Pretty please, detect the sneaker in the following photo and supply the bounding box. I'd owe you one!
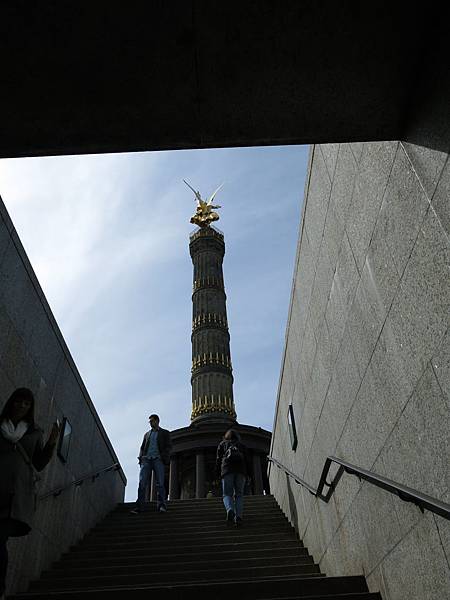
[226,509,235,525]
[235,516,243,527]
[130,508,141,514]
[158,505,167,512]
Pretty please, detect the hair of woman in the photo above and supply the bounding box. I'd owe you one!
[224,428,240,441]
[0,387,35,425]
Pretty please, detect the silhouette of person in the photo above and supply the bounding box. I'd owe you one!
[216,428,250,527]
[0,388,60,599]
[131,414,172,514]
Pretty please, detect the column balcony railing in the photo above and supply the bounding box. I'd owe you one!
[192,276,225,292]
[191,352,232,372]
[192,313,228,331]
[191,394,236,419]
[190,225,224,242]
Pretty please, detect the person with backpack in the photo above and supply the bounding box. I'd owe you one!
[215,428,249,527]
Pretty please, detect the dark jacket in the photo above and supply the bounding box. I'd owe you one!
[138,427,172,465]
[216,439,250,478]
[0,424,56,536]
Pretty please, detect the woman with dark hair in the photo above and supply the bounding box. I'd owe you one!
[215,428,250,527]
[0,388,60,599]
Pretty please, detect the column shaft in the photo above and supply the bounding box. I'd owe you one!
[196,451,206,498]
[169,456,180,500]
[252,452,264,495]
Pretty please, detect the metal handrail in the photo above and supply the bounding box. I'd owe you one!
[268,455,450,521]
[39,462,122,500]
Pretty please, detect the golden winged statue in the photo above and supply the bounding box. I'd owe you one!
[184,179,223,227]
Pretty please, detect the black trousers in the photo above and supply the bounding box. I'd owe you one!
[0,519,17,596]
[0,533,7,594]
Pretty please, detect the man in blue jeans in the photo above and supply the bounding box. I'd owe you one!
[131,414,172,514]
[216,429,250,527]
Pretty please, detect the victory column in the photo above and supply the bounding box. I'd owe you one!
[184,180,237,423]
[165,183,271,499]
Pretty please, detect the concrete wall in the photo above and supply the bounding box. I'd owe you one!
[0,197,126,594]
[269,141,450,600]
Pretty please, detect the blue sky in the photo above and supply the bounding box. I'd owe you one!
[0,145,309,499]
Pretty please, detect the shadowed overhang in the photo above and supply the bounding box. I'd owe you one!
[0,1,448,158]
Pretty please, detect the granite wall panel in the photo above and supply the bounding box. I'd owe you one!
[0,198,126,595]
[431,157,450,237]
[349,143,365,166]
[380,364,449,504]
[376,145,430,277]
[319,144,339,182]
[308,243,334,333]
[303,147,332,258]
[346,142,398,273]
[432,328,450,411]
[379,513,450,600]
[330,145,358,235]
[322,200,343,270]
[401,142,448,200]
[269,140,450,599]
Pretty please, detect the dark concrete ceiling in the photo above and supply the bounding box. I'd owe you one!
[0,1,447,158]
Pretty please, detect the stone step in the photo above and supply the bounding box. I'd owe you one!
[54,546,311,570]
[65,537,304,559]
[112,502,284,521]
[113,501,279,511]
[76,529,298,551]
[257,595,382,600]
[96,510,288,524]
[105,507,284,522]
[30,564,323,592]
[86,520,293,540]
[41,554,316,580]
[10,495,380,600]
[121,495,276,503]
[116,497,277,511]
[92,519,288,535]
[13,575,370,599]
[105,511,282,524]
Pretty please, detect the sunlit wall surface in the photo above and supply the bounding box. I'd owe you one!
[270,141,449,600]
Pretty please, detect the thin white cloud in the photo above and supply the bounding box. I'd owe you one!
[0,145,308,500]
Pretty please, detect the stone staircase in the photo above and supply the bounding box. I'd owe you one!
[12,495,381,599]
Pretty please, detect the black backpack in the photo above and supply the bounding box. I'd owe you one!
[224,442,243,465]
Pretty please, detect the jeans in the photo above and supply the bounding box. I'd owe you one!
[222,472,246,518]
[137,457,167,510]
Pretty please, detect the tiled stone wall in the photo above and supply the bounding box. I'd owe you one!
[0,198,126,594]
[269,142,449,600]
